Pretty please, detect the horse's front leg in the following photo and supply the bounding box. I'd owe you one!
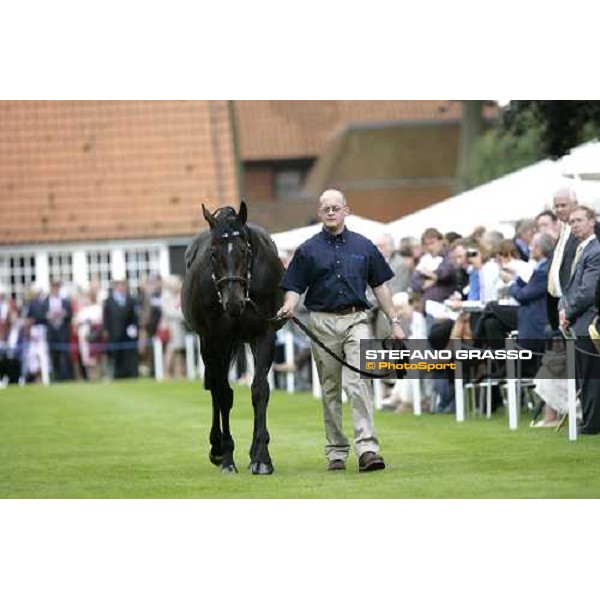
[202,338,236,473]
[249,332,276,475]
[217,378,237,473]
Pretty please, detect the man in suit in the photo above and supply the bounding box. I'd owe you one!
[547,188,600,330]
[547,188,579,331]
[103,280,139,379]
[559,205,600,435]
[43,280,74,381]
[509,232,553,356]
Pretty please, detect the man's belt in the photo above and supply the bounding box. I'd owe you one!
[324,305,365,315]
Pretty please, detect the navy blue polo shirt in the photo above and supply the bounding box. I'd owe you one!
[281,227,394,312]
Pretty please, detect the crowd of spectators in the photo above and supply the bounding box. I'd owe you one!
[0,274,188,386]
[368,188,600,432]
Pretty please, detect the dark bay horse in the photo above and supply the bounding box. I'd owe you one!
[181,201,283,474]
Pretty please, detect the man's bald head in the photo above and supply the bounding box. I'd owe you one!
[319,189,346,207]
[553,187,577,223]
[318,188,348,234]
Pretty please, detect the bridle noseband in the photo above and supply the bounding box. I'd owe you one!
[210,229,253,304]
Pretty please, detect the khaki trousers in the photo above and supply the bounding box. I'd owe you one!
[308,310,380,461]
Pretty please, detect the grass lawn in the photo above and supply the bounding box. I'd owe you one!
[1,379,600,498]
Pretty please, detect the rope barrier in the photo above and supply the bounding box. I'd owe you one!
[1,338,155,353]
[512,341,548,357]
[574,345,600,358]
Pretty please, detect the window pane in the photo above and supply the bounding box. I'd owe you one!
[125,247,161,294]
[275,170,303,200]
[3,254,36,303]
[48,252,74,285]
[87,251,112,290]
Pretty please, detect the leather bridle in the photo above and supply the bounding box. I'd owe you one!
[210,229,253,303]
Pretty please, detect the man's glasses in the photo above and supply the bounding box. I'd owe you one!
[320,205,343,214]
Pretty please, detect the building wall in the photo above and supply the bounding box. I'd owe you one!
[344,187,453,223]
[244,165,274,202]
[0,101,237,245]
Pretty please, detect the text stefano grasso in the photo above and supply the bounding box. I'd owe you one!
[363,348,533,361]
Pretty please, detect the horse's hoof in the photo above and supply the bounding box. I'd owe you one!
[250,461,274,475]
[221,464,238,474]
[209,452,223,466]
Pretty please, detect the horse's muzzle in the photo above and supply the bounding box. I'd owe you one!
[225,299,246,317]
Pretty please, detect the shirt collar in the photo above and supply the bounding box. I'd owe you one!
[321,226,348,244]
[578,234,596,251]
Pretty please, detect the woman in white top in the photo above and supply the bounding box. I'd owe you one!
[161,276,186,378]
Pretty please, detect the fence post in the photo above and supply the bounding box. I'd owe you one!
[40,339,50,386]
[284,326,295,393]
[372,378,383,410]
[505,337,518,430]
[245,343,255,383]
[567,339,577,441]
[153,337,164,381]
[185,333,196,380]
[453,339,465,422]
[196,336,205,380]
[412,376,422,415]
[267,367,275,389]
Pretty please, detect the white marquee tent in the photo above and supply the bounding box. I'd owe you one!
[272,214,388,254]
[387,141,600,243]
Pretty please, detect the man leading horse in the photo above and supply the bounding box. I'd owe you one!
[277,189,405,473]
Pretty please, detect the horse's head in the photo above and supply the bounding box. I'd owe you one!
[202,201,251,317]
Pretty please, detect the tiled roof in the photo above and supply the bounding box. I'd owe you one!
[235,100,469,161]
[0,101,237,244]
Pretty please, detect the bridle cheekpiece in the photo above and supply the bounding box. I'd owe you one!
[210,228,253,304]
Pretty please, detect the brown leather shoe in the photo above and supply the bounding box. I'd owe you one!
[358,451,385,472]
[328,459,346,471]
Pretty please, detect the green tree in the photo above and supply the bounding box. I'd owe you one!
[467,101,600,188]
[504,100,600,158]
[468,107,545,187]
[455,100,485,193]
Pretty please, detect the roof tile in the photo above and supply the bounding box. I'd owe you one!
[0,100,237,244]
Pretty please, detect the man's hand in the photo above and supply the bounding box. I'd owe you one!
[276,291,300,320]
[390,322,405,340]
[276,301,295,320]
[559,310,569,329]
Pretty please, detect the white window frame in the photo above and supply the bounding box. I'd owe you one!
[0,253,37,303]
[125,247,162,293]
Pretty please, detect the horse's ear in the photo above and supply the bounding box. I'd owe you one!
[202,204,215,228]
[238,200,247,226]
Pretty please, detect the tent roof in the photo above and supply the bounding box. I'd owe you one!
[271,214,388,254]
[387,141,600,242]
